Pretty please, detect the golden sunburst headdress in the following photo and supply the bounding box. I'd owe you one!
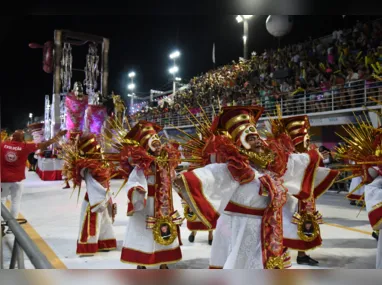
[175,104,275,169]
[170,104,217,168]
[103,116,137,152]
[59,134,116,203]
[333,113,382,205]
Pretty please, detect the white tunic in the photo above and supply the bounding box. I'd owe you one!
[178,153,316,269]
[364,175,382,269]
[121,166,181,266]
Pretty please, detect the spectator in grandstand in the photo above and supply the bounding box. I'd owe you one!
[345,68,360,108]
[320,79,332,111]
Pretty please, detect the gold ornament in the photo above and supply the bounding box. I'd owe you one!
[150,216,179,246]
[183,205,197,222]
[296,213,320,242]
[239,148,275,169]
[265,256,284,269]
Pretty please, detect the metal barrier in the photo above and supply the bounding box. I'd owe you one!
[131,79,382,128]
[1,203,53,269]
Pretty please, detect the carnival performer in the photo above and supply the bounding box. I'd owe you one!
[180,130,218,245]
[334,118,381,268]
[65,82,88,139]
[173,106,331,269]
[1,129,67,218]
[268,115,339,267]
[365,172,382,268]
[119,121,182,269]
[60,134,117,256]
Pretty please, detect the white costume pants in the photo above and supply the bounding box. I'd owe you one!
[1,182,23,218]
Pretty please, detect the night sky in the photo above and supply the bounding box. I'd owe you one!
[1,15,378,130]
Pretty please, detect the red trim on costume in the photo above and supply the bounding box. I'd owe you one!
[368,206,382,229]
[98,239,117,250]
[187,220,216,231]
[283,236,322,250]
[120,246,182,265]
[79,207,97,243]
[299,199,316,213]
[76,242,98,254]
[313,169,339,198]
[224,201,265,216]
[259,175,287,269]
[148,184,155,197]
[89,211,97,236]
[127,186,146,214]
[347,194,364,201]
[293,149,320,201]
[182,171,220,228]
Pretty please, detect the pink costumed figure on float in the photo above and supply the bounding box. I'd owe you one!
[87,105,107,135]
[65,82,88,138]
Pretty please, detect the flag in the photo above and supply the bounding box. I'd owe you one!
[212,43,215,64]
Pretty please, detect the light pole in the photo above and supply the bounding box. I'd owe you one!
[29,113,33,124]
[169,50,180,97]
[128,72,136,112]
[236,15,253,60]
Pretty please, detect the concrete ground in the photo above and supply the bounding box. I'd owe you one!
[1,170,377,269]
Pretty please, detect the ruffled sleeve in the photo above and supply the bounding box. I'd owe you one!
[177,163,240,229]
[125,167,148,216]
[282,150,321,200]
[365,175,382,230]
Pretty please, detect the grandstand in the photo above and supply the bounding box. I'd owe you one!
[129,18,382,149]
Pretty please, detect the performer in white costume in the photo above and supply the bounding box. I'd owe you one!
[60,134,117,256]
[267,115,339,267]
[173,106,332,269]
[365,172,382,268]
[334,118,382,268]
[120,121,182,269]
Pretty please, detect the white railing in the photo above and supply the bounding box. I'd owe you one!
[130,79,382,128]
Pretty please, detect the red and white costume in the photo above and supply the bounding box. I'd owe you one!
[365,170,382,268]
[120,121,182,267]
[334,119,382,269]
[268,116,339,268]
[61,134,117,255]
[175,106,333,269]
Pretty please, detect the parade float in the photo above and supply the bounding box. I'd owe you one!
[29,30,126,181]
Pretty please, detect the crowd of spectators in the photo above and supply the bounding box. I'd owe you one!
[130,19,382,123]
